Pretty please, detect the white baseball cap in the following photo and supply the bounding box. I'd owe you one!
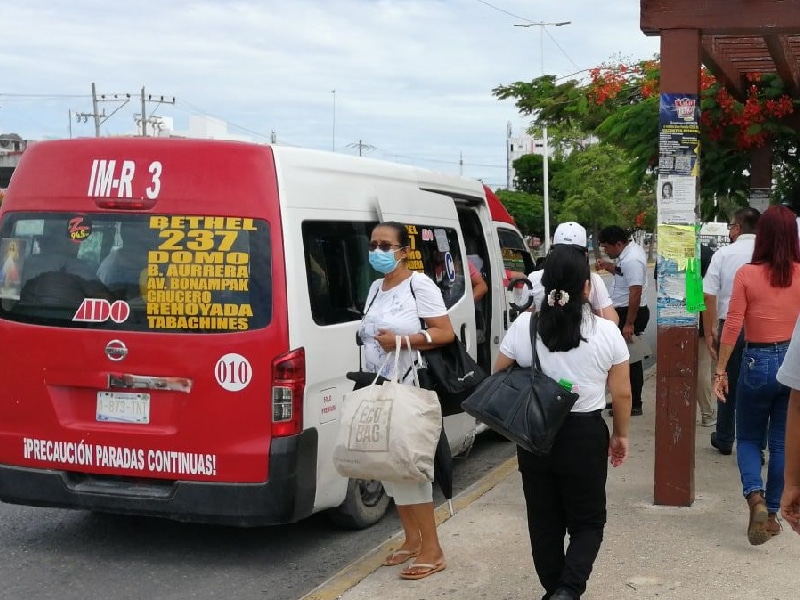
[552,222,587,247]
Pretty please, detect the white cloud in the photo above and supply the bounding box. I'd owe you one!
[0,0,659,183]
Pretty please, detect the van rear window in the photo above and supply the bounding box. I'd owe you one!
[0,213,271,332]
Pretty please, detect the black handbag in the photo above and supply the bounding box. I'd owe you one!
[460,314,580,455]
[407,279,488,417]
[416,338,488,417]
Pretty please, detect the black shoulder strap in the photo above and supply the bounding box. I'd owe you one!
[408,273,426,329]
[363,284,380,316]
[529,313,542,373]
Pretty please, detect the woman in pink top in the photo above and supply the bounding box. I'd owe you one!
[714,205,800,545]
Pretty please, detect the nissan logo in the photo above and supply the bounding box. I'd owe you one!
[105,339,128,362]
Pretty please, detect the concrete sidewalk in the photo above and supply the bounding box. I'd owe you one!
[308,369,800,600]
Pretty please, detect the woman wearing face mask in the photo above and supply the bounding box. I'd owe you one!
[359,221,455,580]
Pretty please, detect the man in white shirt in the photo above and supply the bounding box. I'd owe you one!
[597,226,650,416]
[702,207,760,455]
[527,222,619,325]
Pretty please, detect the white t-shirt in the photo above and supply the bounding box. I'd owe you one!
[777,312,800,391]
[702,234,755,320]
[360,272,447,382]
[499,310,629,412]
[609,242,648,308]
[527,270,612,313]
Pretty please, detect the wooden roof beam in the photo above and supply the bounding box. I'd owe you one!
[642,0,800,35]
[702,37,745,99]
[764,34,800,96]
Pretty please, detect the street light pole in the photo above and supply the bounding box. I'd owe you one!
[515,20,571,254]
[331,89,337,152]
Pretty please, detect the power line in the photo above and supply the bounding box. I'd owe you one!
[473,0,534,22]
[173,98,274,141]
[0,93,91,99]
[544,26,581,71]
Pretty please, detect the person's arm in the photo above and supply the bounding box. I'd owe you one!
[589,273,619,324]
[713,269,747,401]
[702,293,719,360]
[782,389,800,533]
[470,269,488,302]
[598,305,620,325]
[494,352,515,372]
[622,285,642,342]
[607,360,631,467]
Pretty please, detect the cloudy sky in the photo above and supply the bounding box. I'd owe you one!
[0,0,659,187]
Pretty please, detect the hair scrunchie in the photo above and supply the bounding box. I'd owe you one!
[547,289,570,307]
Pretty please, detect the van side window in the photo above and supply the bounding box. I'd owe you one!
[497,228,535,274]
[302,221,379,326]
[405,225,465,310]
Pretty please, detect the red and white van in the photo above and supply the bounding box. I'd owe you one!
[0,139,519,527]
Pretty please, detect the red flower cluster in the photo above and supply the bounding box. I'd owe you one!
[705,75,795,150]
[589,61,796,151]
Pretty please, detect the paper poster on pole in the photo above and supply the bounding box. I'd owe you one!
[657,176,696,224]
[656,224,695,271]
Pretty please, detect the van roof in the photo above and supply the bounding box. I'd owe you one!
[4,138,486,213]
[483,185,516,226]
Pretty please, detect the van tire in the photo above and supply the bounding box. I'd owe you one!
[329,478,390,530]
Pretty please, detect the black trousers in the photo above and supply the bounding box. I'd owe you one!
[615,305,650,409]
[517,412,610,598]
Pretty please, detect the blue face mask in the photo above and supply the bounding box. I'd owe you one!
[369,249,400,274]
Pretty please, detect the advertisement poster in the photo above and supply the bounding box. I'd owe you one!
[657,175,697,223]
[658,93,700,178]
[655,224,697,327]
[749,188,771,213]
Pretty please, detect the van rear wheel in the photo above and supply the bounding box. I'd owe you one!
[329,478,390,529]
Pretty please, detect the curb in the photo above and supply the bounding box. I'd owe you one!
[300,456,519,600]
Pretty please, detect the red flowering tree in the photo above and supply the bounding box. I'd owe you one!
[493,56,799,220]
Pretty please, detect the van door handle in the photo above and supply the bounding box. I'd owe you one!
[108,373,193,393]
[503,310,508,329]
[460,323,467,343]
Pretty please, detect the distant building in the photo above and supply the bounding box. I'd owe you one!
[505,123,548,190]
[161,116,253,142]
[0,133,34,188]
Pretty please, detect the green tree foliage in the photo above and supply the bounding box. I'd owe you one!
[493,58,799,223]
[494,189,544,237]
[552,144,650,243]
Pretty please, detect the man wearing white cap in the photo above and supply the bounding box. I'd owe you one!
[527,222,619,325]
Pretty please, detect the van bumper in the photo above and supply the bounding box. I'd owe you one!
[0,429,318,527]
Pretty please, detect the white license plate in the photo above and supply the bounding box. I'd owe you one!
[96,392,150,424]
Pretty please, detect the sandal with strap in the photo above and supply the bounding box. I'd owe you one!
[382,549,419,567]
[399,561,447,580]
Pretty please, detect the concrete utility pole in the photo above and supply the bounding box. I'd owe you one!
[138,87,176,137]
[91,82,101,136]
[76,83,135,136]
[347,139,375,157]
[514,20,571,254]
[331,89,337,152]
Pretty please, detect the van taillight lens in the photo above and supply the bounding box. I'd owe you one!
[271,348,305,437]
[94,198,157,210]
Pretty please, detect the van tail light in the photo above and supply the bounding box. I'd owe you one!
[271,348,305,437]
[94,198,157,210]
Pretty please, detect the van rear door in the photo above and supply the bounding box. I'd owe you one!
[0,140,304,525]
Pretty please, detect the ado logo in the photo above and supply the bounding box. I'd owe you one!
[215,353,252,392]
[73,299,131,323]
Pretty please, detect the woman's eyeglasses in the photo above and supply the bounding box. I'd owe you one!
[368,242,401,252]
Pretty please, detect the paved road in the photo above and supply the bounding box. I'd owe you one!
[0,434,516,600]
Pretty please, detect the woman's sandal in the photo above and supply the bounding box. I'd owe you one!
[382,549,419,567]
[399,561,447,580]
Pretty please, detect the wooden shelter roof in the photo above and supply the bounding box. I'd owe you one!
[641,0,800,98]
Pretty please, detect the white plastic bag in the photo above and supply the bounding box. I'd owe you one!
[333,337,442,483]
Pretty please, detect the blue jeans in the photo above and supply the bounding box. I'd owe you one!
[735,343,790,514]
[715,322,744,449]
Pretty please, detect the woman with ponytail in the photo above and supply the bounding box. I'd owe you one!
[494,244,632,600]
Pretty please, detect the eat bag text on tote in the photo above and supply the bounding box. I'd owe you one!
[333,337,442,482]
